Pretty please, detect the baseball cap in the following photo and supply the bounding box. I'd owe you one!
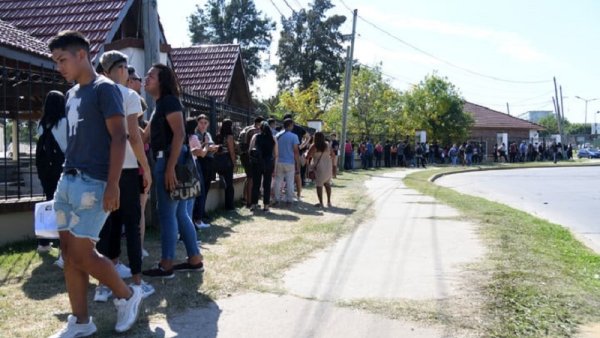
[99,50,128,73]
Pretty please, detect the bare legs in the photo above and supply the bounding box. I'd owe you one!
[59,231,131,323]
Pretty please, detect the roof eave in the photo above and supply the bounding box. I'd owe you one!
[92,0,135,64]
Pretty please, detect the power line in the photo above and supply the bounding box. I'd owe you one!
[281,0,297,13]
[292,0,303,9]
[269,0,285,17]
[335,0,552,85]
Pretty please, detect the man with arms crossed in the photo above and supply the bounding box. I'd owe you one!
[49,31,142,337]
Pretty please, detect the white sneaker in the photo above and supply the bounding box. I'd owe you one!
[113,285,143,333]
[54,255,64,269]
[37,244,52,253]
[132,280,155,299]
[141,248,149,258]
[115,262,132,279]
[93,285,113,302]
[49,314,97,338]
[195,221,211,229]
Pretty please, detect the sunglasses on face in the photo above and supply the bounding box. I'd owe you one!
[129,77,142,82]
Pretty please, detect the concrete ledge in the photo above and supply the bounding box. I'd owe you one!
[428,161,600,183]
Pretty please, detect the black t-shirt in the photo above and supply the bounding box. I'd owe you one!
[331,139,339,155]
[292,125,306,143]
[150,95,183,153]
[256,134,275,162]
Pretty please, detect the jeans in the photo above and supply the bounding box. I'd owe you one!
[251,161,274,206]
[97,169,142,275]
[344,152,352,170]
[274,163,295,202]
[154,151,200,261]
[466,153,473,166]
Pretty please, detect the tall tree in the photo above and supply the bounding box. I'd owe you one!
[275,0,346,92]
[188,0,275,83]
[402,74,473,144]
[348,66,403,138]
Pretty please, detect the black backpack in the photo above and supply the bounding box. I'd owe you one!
[35,125,65,182]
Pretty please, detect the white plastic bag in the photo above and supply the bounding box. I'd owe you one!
[34,200,59,239]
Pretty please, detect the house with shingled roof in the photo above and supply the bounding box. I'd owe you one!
[171,44,252,109]
[464,101,545,157]
[0,0,252,108]
[0,0,172,75]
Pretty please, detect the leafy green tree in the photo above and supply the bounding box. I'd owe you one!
[322,65,404,139]
[188,0,275,83]
[275,0,346,92]
[401,74,472,144]
[537,114,571,136]
[566,122,590,135]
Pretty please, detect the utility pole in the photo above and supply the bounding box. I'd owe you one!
[143,0,160,115]
[339,9,357,172]
[553,77,566,158]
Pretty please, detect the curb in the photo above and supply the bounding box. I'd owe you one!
[428,161,600,183]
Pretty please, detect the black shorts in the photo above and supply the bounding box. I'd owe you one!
[240,152,252,175]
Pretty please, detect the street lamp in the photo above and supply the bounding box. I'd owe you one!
[574,96,599,125]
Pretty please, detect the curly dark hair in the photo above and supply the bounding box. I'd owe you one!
[152,63,180,98]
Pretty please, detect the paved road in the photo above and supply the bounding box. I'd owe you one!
[436,166,600,254]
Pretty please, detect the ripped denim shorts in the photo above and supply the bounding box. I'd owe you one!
[53,169,108,241]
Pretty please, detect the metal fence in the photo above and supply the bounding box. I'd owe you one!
[1,57,70,201]
[0,61,260,201]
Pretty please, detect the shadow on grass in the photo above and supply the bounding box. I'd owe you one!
[21,253,64,300]
[0,239,43,286]
[325,205,355,215]
[130,273,220,338]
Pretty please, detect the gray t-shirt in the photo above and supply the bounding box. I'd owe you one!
[64,75,124,181]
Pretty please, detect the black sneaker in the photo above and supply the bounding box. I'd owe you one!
[142,264,174,279]
[173,261,204,272]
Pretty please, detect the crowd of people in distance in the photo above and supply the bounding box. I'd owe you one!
[343,138,573,170]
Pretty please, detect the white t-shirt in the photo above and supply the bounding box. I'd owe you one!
[118,84,143,169]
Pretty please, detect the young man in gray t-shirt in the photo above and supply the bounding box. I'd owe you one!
[49,31,142,337]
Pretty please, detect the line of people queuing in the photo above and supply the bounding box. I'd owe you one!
[36,30,339,338]
[342,138,575,170]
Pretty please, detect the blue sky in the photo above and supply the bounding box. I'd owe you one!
[158,0,600,123]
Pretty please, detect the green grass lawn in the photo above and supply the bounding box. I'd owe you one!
[0,169,383,337]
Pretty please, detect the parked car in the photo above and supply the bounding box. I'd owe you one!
[577,148,600,159]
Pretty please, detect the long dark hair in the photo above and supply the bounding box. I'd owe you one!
[313,132,327,152]
[219,119,233,137]
[185,119,198,137]
[39,90,65,129]
[153,63,180,98]
[260,121,274,145]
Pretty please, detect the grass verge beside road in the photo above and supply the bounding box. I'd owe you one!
[0,170,379,337]
[404,168,600,337]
